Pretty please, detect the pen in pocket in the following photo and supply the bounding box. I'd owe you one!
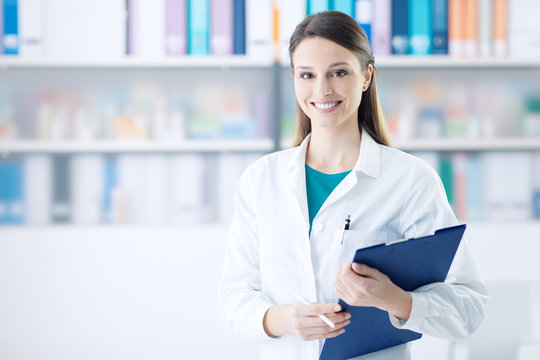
[340,215,351,245]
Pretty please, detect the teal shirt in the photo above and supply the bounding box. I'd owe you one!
[305,164,351,234]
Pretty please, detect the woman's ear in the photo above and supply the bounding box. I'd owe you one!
[363,64,373,91]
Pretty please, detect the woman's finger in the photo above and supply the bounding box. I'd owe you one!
[297,302,341,316]
[351,262,383,280]
[300,320,349,341]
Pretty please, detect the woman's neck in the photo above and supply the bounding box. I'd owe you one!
[305,126,361,174]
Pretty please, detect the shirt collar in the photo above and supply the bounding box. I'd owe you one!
[287,128,382,179]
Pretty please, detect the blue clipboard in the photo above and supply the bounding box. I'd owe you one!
[320,224,466,360]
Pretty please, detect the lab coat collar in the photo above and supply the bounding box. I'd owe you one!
[286,128,381,179]
[287,133,311,171]
[354,129,381,179]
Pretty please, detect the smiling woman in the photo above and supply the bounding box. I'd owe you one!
[293,37,369,136]
[289,11,390,151]
[218,10,488,360]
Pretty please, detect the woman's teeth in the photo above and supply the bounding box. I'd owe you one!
[314,102,339,109]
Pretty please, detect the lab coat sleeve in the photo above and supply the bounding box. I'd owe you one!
[217,167,275,340]
[394,160,489,339]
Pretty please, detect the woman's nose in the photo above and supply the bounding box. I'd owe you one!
[315,78,333,97]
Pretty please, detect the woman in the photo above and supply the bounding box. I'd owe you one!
[218,11,488,360]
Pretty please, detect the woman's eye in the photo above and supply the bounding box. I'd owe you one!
[300,72,313,80]
[332,70,347,77]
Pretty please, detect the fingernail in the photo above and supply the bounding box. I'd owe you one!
[334,305,341,312]
[345,313,351,319]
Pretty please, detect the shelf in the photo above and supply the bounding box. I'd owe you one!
[280,137,540,152]
[394,138,540,152]
[279,57,540,69]
[4,138,536,154]
[0,56,274,69]
[375,56,540,69]
[2,56,540,70]
[0,139,274,154]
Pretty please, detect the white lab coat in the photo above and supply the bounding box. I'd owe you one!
[218,129,488,360]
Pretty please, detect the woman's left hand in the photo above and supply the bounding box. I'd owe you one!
[333,262,412,321]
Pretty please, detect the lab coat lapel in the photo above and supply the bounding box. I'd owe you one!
[323,170,358,210]
[320,129,381,212]
[285,135,311,231]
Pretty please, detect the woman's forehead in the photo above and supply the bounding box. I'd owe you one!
[292,37,361,70]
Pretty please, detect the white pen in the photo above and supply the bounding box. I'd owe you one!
[294,293,336,329]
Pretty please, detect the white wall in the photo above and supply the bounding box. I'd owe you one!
[1,222,539,360]
[0,226,259,360]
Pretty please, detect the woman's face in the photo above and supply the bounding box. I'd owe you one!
[292,36,372,133]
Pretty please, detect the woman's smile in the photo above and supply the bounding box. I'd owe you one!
[311,100,343,112]
[292,36,372,131]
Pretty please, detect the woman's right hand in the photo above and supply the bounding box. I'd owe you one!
[263,303,351,341]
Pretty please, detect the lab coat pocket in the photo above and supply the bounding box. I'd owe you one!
[336,230,388,263]
[326,230,388,304]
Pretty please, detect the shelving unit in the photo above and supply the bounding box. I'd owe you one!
[0,139,274,154]
[2,56,539,228]
[0,58,281,229]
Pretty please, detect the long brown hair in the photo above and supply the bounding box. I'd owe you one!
[289,11,391,147]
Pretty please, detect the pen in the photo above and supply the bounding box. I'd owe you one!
[340,215,351,245]
[293,293,336,329]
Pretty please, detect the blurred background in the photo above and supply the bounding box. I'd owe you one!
[0,0,539,359]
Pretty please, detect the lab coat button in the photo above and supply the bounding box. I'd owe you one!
[315,223,324,232]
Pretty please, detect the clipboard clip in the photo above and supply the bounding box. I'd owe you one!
[385,237,410,246]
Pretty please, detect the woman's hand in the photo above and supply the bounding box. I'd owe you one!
[334,262,412,321]
[263,303,351,341]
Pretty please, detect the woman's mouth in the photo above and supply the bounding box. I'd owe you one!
[311,101,342,112]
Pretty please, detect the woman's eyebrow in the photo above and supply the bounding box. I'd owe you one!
[295,62,352,70]
[328,61,352,67]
